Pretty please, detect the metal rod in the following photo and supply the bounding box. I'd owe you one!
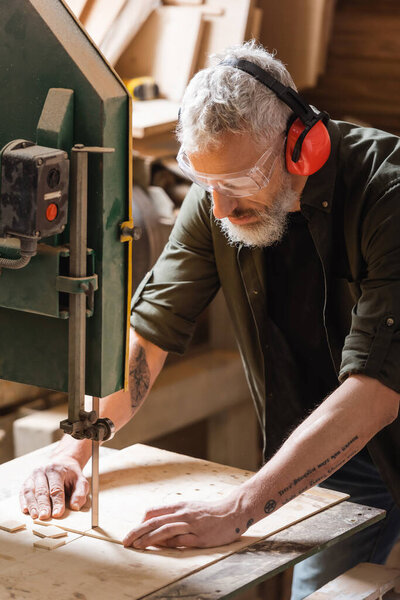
[68,148,88,424]
[91,396,100,529]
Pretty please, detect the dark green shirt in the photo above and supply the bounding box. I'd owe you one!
[131,120,400,506]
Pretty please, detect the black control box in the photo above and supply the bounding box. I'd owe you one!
[0,139,69,239]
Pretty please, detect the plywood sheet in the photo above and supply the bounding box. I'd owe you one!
[195,0,254,72]
[0,444,348,600]
[116,6,205,102]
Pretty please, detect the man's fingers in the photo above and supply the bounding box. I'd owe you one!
[123,513,185,547]
[32,470,52,520]
[162,533,198,548]
[46,469,66,518]
[129,523,192,549]
[19,489,28,514]
[69,476,89,511]
[21,477,39,519]
[144,504,185,520]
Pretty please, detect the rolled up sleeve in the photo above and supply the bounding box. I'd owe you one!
[339,185,400,392]
[131,185,220,354]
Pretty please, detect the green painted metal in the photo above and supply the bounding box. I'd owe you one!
[0,0,130,396]
[37,88,74,152]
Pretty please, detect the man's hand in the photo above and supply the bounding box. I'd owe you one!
[19,455,89,520]
[123,494,248,549]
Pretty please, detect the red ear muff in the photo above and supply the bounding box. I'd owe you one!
[285,117,331,176]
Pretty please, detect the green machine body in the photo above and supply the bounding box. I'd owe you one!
[0,0,132,397]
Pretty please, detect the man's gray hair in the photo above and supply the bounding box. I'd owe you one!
[177,41,297,154]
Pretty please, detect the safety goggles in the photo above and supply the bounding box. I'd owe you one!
[177,136,283,197]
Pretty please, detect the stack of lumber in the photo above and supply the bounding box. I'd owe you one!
[65,0,260,140]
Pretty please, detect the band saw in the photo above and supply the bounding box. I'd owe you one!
[0,0,133,528]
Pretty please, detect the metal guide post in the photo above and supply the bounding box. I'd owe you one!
[92,396,100,529]
[62,144,116,529]
[68,146,88,424]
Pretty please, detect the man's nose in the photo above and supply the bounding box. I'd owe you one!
[212,190,238,220]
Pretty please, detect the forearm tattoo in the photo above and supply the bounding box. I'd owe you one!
[278,435,360,507]
[129,344,150,409]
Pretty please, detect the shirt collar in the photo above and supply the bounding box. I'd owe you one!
[300,120,341,215]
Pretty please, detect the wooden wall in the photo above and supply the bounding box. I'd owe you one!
[303,0,400,136]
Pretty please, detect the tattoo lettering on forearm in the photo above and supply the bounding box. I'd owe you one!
[129,344,150,409]
[277,435,360,502]
[264,499,277,514]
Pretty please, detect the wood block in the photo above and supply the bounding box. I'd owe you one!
[132,99,180,139]
[33,537,66,551]
[304,562,400,600]
[32,524,68,539]
[0,519,26,532]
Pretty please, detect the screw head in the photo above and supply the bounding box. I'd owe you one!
[36,158,44,166]
[322,201,329,208]
[386,317,395,327]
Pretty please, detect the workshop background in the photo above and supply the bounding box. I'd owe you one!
[1,0,399,598]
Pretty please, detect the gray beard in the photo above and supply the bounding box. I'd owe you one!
[216,175,299,248]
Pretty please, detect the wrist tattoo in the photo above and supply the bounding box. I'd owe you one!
[129,344,150,409]
[264,499,277,514]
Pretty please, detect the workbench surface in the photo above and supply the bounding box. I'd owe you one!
[0,444,385,600]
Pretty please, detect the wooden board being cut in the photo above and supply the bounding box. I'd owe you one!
[0,444,348,600]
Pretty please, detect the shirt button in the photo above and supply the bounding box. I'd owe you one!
[386,317,395,327]
[322,201,329,208]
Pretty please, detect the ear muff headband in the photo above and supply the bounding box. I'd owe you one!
[219,58,331,176]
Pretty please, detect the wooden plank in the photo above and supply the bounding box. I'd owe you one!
[10,444,348,545]
[258,0,333,89]
[163,0,204,4]
[100,0,160,66]
[144,503,386,600]
[304,563,400,600]
[133,132,179,160]
[83,0,127,46]
[249,7,263,41]
[0,444,348,600]
[64,0,88,19]
[195,0,254,72]
[0,503,384,600]
[131,99,180,139]
[116,6,205,102]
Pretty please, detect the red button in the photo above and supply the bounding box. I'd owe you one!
[46,203,58,221]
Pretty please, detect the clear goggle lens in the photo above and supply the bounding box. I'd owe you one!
[177,137,283,198]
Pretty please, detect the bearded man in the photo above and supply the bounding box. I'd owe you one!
[21,42,400,600]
